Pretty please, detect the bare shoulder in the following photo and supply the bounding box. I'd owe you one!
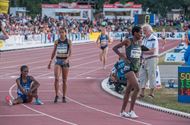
[16,78,20,83]
[68,39,72,45]
[122,38,131,46]
[28,76,35,81]
[54,40,58,45]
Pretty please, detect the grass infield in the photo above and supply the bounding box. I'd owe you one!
[139,88,190,113]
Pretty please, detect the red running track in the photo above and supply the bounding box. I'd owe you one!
[0,40,189,125]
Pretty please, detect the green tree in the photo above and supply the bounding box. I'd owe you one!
[178,0,190,18]
[110,0,130,4]
[9,0,190,18]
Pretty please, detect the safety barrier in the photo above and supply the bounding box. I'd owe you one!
[0,33,90,51]
[0,32,186,51]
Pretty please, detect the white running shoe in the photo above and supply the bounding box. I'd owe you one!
[128,111,138,118]
[120,111,130,117]
[109,84,115,89]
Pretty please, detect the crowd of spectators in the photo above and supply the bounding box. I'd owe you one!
[0,13,131,36]
[0,13,189,37]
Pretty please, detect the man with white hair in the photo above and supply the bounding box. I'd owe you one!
[139,24,159,98]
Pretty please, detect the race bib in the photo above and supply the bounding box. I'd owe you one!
[123,65,130,71]
[101,40,107,46]
[130,48,141,58]
[57,44,68,54]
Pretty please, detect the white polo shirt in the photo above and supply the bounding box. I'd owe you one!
[142,33,159,59]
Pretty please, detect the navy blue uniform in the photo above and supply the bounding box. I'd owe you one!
[99,34,109,50]
[17,76,32,102]
[55,38,70,68]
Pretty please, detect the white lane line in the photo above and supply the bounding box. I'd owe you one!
[36,54,116,78]
[6,43,150,124]
[60,67,152,125]
[0,60,47,70]
[102,78,190,119]
[4,42,177,125]
[1,42,94,57]
[86,77,93,79]
[0,114,44,117]
[67,96,152,125]
[0,90,55,93]
[9,84,78,125]
[0,76,106,80]
[10,76,17,78]
[72,62,115,78]
[8,64,152,125]
[0,65,49,78]
[0,46,98,66]
[0,50,102,78]
[48,76,54,79]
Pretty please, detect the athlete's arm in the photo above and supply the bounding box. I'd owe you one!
[29,76,40,92]
[96,35,100,47]
[108,35,112,44]
[48,40,57,69]
[113,39,130,61]
[68,40,72,58]
[16,78,27,95]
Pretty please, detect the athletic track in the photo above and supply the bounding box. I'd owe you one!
[0,40,189,125]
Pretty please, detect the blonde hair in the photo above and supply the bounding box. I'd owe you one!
[142,23,153,33]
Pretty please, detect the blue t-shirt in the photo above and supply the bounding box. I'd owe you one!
[114,59,127,80]
[184,45,190,65]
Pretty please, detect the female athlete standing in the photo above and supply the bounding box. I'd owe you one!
[96,25,111,69]
[48,27,72,103]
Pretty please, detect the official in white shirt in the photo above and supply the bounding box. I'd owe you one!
[139,24,159,98]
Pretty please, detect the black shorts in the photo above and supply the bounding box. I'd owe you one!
[17,95,30,103]
[161,36,166,40]
[100,45,108,50]
[123,63,139,74]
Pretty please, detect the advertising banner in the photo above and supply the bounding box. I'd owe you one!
[0,40,4,49]
[178,66,190,103]
[0,0,9,14]
[89,32,101,41]
[165,53,184,63]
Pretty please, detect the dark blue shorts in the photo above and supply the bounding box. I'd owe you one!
[17,94,28,103]
[55,58,70,68]
[100,45,108,50]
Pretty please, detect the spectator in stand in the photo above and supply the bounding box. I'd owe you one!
[5,65,43,105]
[48,27,72,103]
[139,24,159,99]
[0,21,9,40]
